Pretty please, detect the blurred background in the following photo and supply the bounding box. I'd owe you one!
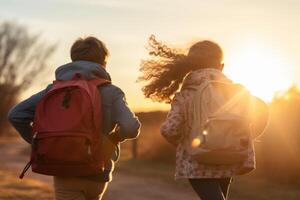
[0,0,300,199]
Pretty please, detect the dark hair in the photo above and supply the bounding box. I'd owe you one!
[138,35,223,103]
[70,36,109,65]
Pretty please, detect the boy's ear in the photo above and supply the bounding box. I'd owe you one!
[102,61,107,68]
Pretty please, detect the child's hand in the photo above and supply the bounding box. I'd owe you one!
[108,125,121,145]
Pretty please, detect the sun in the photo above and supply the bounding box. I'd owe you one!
[224,42,292,102]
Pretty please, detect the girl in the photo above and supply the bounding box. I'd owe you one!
[139,35,268,200]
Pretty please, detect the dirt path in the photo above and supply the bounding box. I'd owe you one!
[0,138,198,200]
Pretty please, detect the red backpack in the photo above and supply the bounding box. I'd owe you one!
[20,73,110,178]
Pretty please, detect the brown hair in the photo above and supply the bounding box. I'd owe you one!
[70,36,109,65]
[138,35,223,103]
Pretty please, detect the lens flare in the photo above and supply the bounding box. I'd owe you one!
[191,137,201,148]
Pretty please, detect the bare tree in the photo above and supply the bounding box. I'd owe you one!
[0,21,56,135]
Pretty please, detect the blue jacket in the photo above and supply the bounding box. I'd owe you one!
[8,61,141,182]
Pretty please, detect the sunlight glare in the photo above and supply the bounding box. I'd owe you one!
[224,41,292,102]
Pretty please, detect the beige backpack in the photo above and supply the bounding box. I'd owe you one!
[185,79,254,165]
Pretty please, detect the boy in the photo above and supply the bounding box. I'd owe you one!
[8,36,141,200]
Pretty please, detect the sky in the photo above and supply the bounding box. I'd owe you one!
[1,0,300,111]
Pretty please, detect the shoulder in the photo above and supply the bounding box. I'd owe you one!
[99,84,125,101]
[169,91,190,112]
[172,88,195,104]
[251,96,269,114]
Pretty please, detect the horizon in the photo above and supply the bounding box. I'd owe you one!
[1,0,299,112]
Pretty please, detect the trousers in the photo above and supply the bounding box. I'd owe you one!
[54,176,108,200]
[189,178,232,200]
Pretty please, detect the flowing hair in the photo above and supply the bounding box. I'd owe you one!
[138,35,223,103]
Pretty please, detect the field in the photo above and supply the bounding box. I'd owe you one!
[1,120,300,200]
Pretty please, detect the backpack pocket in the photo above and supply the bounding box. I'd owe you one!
[32,132,93,164]
[190,115,252,165]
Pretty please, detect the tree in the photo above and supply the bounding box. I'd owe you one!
[257,85,300,183]
[0,21,56,135]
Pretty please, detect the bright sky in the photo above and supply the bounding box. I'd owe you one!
[1,0,299,111]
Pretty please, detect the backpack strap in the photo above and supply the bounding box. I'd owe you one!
[87,78,111,131]
[207,80,250,117]
[19,159,32,179]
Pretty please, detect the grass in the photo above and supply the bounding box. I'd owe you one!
[0,170,53,200]
[230,174,300,200]
[1,158,299,200]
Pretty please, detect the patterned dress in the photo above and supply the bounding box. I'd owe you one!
[160,69,256,180]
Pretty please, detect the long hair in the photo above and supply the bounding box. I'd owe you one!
[138,35,223,103]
